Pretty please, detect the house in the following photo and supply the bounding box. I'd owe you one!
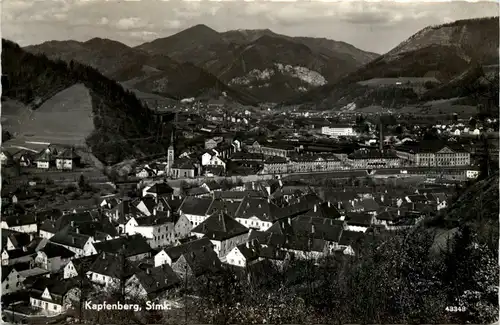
[125,265,180,300]
[0,150,14,166]
[154,237,213,267]
[35,147,57,169]
[87,252,138,289]
[171,245,223,278]
[92,234,152,262]
[190,212,249,258]
[15,150,36,167]
[29,278,81,314]
[49,229,97,258]
[136,167,156,179]
[171,158,199,179]
[1,247,36,266]
[2,229,32,250]
[205,138,218,150]
[63,255,98,279]
[234,197,279,231]
[345,212,375,232]
[2,266,25,294]
[225,241,288,268]
[1,214,38,234]
[178,197,214,227]
[124,211,178,249]
[55,148,81,170]
[34,242,75,272]
[39,211,95,239]
[337,230,365,256]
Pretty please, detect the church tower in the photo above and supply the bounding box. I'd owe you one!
[167,129,175,176]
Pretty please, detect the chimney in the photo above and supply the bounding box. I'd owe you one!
[381,195,385,203]
[156,281,159,287]
[246,242,249,248]
[267,198,270,204]
[287,218,291,226]
[153,208,157,216]
[146,268,151,275]
[311,224,315,234]
[22,246,27,252]
[72,238,76,244]
[167,210,171,217]
[338,202,341,210]
[102,252,106,259]
[71,221,75,227]
[314,204,317,213]
[75,227,79,234]
[327,201,331,208]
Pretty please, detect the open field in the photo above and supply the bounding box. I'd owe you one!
[14,83,95,146]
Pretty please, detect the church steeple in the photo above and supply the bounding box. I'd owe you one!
[167,129,175,177]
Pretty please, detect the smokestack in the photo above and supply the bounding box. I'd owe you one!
[379,123,384,152]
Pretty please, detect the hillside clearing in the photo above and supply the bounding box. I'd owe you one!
[18,83,94,145]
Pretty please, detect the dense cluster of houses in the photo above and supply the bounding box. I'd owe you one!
[1,176,454,317]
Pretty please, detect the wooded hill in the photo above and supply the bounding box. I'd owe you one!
[2,39,169,164]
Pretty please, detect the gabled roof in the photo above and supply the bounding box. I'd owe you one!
[236,241,288,262]
[92,234,152,258]
[191,212,249,241]
[1,266,16,282]
[162,238,213,263]
[179,197,214,216]
[88,252,138,279]
[145,182,174,195]
[234,197,280,222]
[346,212,373,227]
[177,246,223,277]
[68,255,98,273]
[2,229,31,249]
[50,229,91,249]
[214,190,264,200]
[133,265,180,297]
[40,242,75,259]
[56,148,80,160]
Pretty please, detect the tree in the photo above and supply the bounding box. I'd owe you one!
[78,174,86,189]
[442,225,499,323]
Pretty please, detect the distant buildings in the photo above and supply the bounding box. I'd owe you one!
[321,125,356,137]
[396,142,471,167]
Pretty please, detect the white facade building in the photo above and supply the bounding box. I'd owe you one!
[321,126,356,137]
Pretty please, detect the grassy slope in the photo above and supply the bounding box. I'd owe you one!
[2,39,165,165]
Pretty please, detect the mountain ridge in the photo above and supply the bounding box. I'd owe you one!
[25,38,259,105]
[287,16,499,109]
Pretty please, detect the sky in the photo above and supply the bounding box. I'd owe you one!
[1,0,498,54]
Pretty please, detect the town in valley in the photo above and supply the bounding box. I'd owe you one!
[1,1,499,324]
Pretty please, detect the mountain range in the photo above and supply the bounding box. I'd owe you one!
[290,17,499,110]
[26,24,378,104]
[11,16,500,111]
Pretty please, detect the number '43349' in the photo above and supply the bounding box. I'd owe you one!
[446,306,467,312]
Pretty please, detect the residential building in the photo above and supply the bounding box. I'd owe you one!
[190,212,249,258]
[55,148,81,170]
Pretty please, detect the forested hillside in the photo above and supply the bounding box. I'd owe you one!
[2,39,168,164]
